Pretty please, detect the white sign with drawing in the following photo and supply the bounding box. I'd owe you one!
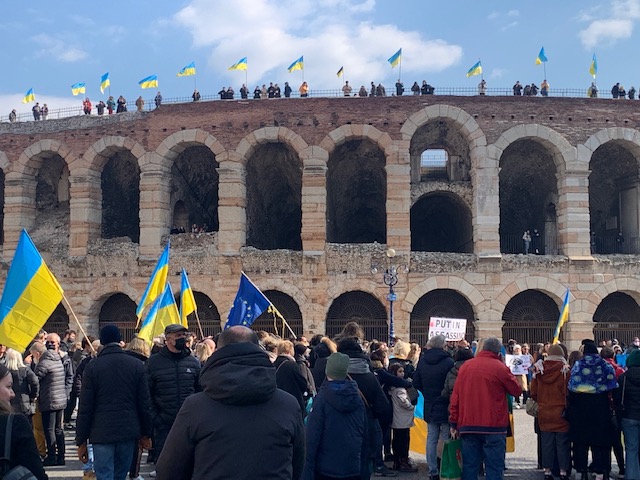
[505,354,532,375]
[428,317,467,341]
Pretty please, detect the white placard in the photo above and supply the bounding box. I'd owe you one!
[428,317,467,341]
[505,354,532,375]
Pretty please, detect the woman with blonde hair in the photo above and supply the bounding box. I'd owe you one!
[5,349,38,423]
[194,339,215,366]
[389,340,415,379]
[126,335,150,361]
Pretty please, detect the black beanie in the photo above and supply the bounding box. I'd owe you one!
[100,325,121,345]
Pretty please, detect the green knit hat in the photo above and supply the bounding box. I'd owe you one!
[326,352,350,380]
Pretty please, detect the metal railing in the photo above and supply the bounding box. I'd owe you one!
[500,234,558,255]
[502,321,559,345]
[591,235,640,254]
[0,85,614,124]
[594,323,640,347]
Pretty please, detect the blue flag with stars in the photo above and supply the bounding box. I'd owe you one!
[225,272,271,329]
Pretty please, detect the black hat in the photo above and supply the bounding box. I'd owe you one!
[99,325,121,345]
[164,324,187,335]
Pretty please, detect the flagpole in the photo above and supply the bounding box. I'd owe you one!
[544,62,547,81]
[62,293,96,354]
[193,309,204,339]
[399,57,402,85]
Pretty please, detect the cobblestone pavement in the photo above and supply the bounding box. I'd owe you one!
[46,409,621,479]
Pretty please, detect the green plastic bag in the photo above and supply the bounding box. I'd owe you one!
[440,438,463,480]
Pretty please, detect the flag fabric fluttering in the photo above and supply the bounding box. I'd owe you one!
[138,283,181,343]
[336,66,344,78]
[22,88,35,104]
[466,60,482,78]
[136,243,170,320]
[228,57,248,71]
[0,230,64,352]
[179,269,196,329]
[100,73,110,94]
[225,272,272,329]
[589,54,598,79]
[536,47,548,65]
[552,288,570,344]
[287,56,304,73]
[177,62,196,77]
[139,75,159,89]
[71,83,86,96]
[388,48,402,68]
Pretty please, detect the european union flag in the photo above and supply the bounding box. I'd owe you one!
[225,272,270,329]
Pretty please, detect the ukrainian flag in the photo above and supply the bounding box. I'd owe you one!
[536,47,548,65]
[136,243,170,320]
[177,62,196,77]
[336,66,344,78]
[225,272,272,329]
[179,269,195,328]
[388,48,402,68]
[228,57,247,71]
[22,88,35,104]
[552,288,570,344]
[466,60,482,78]
[71,83,86,96]
[139,75,158,89]
[287,56,304,73]
[138,284,181,343]
[589,54,598,79]
[100,73,110,94]
[0,230,64,352]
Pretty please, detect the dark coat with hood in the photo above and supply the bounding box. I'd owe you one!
[0,413,48,480]
[441,358,471,400]
[155,342,305,480]
[10,366,38,415]
[146,346,201,427]
[75,344,152,445]
[311,339,334,389]
[530,359,570,432]
[614,365,640,420]
[303,379,365,480]
[34,349,68,412]
[413,347,454,423]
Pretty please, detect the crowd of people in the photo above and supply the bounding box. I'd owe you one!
[0,323,638,480]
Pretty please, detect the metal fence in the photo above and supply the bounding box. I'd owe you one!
[0,85,610,124]
[591,236,640,254]
[593,322,640,347]
[500,234,558,255]
[502,321,559,345]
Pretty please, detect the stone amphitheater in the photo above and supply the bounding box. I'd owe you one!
[1,94,639,350]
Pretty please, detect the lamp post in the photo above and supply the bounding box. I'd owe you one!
[372,248,408,346]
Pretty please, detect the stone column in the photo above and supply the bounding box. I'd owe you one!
[471,145,500,255]
[3,173,36,257]
[557,170,591,257]
[386,144,411,252]
[300,146,328,253]
[217,154,246,255]
[69,170,101,256]
[139,160,171,256]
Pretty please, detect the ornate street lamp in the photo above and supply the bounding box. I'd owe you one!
[371,248,408,346]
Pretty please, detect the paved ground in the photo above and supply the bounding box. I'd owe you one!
[45,409,621,479]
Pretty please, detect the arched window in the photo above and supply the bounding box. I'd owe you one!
[410,289,475,346]
[502,290,560,344]
[325,291,387,341]
[252,290,303,337]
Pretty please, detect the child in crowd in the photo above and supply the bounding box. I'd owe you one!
[388,363,417,472]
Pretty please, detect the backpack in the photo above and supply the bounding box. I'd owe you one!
[0,415,37,480]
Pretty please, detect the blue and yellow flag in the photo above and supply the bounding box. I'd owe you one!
[552,288,570,344]
[138,283,181,343]
[225,272,271,329]
[589,54,598,79]
[136,243,170,320]
[228,57,247,71]
[100,73,110,94]
[466,60,482,78]
[536,47,548,65]
[22,88,35,104]
[177,62,196,77]
[179,269,195,329]
[0,230,64,352]
[287,56,304,73]
[71,83,86,96]
[336,66,344,78]
[139,75,158,89]
[388,48,402,68]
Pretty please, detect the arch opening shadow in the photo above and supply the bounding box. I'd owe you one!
[410,289,476,346]
[325,291,387,341]
[502,290,560,344]
[327,140,386,243]
[411,192,472,252]
[43,302,70,336]
[34,155,70,248]
[101,151,140,243]
[175,291,221,337]
[252,290,303,337]
[246,143,302,250]
[98,293,138,342]
[171,146,219,233]
[499,140,558,254]
[593,292,640,346]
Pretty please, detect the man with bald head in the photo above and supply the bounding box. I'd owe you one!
[156,326,305,480]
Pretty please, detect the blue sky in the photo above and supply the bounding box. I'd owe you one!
[1,0,638,114]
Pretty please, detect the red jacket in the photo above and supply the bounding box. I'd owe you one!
[604,358,624,379]
[449,350,522,435]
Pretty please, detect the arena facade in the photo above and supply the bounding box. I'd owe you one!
[0,94,639,350]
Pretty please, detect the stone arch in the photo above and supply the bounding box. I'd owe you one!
[82,136,147,174]
[319,125,394,159]
[175,290,222,337]
[15,139,77,176]
[590,278,640,312]
[325,290,388,341]
[253,290,304,336]
[96,292,139,341]
[401,277,484,316]
[579,127,640,166]
[247,278,309,309]
[152,129,226,170]
[501,289,561,344]
[0,150,9,175]
[235,127,308,164]
[593,290,640,345]
[43,302,70,335]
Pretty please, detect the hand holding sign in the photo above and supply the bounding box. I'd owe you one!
[428,317,467,341]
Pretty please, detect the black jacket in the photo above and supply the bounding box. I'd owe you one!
[615,366,640,420]
[34,350,67,412]
[9,367,38,415]
[0,414,48,480]
[413,348,454,423]
[155,342,305,480]
[146,347,201,427]
[73,355,92,398]
[76,344,152,445]
[311,340,333,389]
[274,355,308,414]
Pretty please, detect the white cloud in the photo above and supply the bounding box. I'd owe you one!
[172,0,463,88]
[31,33,88,62]
[579,0,640,48]
[489,68,506,79]
[487,11,500,20]
[507,10,520,17]
[501,21,519,31]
